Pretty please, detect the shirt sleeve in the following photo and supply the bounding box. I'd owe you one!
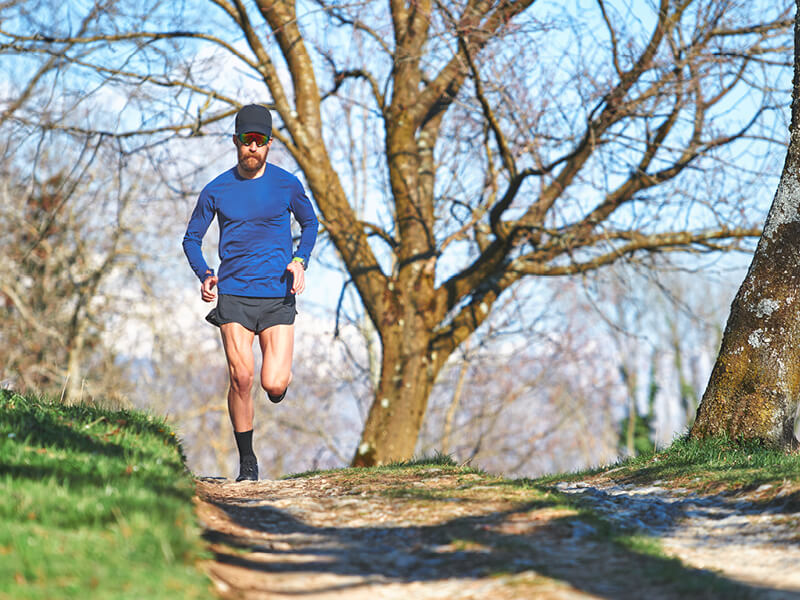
[182,188,216,282]
[289,179,319,266]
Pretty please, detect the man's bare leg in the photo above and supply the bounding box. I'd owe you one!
[220,322,259,481]
[220,322,256,431]
[258,323,294,401]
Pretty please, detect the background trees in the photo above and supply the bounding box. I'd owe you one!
[0,135,139,405]
[0,0,793,470]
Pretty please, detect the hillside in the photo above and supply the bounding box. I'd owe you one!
[0,391,211,599]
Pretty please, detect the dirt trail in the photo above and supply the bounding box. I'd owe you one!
[556,476,800,597]
[195,469,800,599]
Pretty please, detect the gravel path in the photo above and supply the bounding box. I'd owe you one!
[555,478,800,597]
[195,471,800,599]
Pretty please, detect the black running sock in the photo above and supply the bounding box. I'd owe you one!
[234,429,255,459]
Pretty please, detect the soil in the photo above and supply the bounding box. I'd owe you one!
[194,467,800,599]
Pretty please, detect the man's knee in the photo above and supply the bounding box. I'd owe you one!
[230,368,254,393]
[261,373,290,396]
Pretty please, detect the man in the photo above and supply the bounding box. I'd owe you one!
[182,104,318,482]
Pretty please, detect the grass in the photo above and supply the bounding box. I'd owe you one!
[533,435,800,499]
[621,435,800,486]
[283,450,484,480]
[0,390,211,600]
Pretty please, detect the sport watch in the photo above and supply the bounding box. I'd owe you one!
[292,257,307,270]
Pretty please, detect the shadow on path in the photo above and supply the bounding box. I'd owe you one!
[197,477,792,599]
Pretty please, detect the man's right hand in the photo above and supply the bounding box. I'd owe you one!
[201,275,219,302]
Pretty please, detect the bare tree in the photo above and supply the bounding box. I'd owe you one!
[0,136,137,404]
[1,0,791,464]
[582,263,730,453]
[691,0,800,449]
[418,289,624,476]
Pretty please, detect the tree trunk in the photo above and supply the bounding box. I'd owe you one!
[352,324,437,467]
[622,365,637,457]
[63,333,84,406]
[690,2,800,448]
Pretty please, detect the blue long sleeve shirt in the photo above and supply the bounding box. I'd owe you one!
[182,164,319,298]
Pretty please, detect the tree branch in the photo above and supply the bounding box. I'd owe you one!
[522,227,762,277]
[430,225,760,363]
[312,0,393,56]
[409,0,536,129]
[320,68,385,112]
[228,0,295,123]
[255,0,322,138]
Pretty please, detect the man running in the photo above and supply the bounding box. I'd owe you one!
[182,104,318,481]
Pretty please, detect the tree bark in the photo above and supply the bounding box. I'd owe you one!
[352,324,437,466]
[690,2,800,449]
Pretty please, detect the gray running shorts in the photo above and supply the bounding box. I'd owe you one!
[206,294,296,332]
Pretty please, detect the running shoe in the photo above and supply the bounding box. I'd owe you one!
[267,387,287,404]
[236,455,258,482]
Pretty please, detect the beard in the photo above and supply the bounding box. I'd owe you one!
[238,153,266,174]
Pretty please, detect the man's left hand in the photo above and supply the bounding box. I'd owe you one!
[286,260,306,294]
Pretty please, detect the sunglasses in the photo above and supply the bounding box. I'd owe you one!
[237,132,269,147]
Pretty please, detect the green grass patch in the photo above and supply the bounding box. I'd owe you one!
[532,434,800,495]
[0,390,211,599]
[606,435,800,493]
[283,451,485,481]
[383,450,460,468]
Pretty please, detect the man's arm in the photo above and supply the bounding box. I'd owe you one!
[285,179,317,295]
[288,180,319,267]
[182,188,216,283]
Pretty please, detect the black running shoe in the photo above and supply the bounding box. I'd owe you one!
[236,455,258,482]
[267,387,287,404]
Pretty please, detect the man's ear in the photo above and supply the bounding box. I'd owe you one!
[232,134,238,146]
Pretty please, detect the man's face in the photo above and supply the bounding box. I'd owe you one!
[234,133,271,174]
